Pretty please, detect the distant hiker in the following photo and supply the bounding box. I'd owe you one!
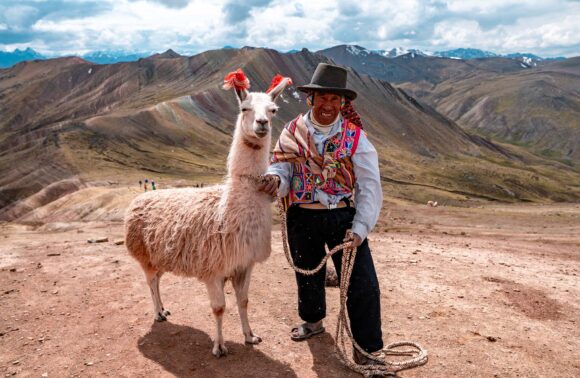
[144,179,148,192]
[139,180,142,188]
[258,63,384,370]
[151,181,157,190]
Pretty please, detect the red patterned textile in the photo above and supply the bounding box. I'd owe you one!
[272,115,361,204]
[341,98,363,128]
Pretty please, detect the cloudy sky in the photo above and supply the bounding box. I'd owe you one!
[1,0,579,57]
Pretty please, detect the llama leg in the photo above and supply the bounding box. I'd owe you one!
[154,271,171,317]
[233,265,262,344]
[144,267,166,322]
[206,277,228,357]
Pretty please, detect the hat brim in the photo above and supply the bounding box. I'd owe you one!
[297,84,357,100]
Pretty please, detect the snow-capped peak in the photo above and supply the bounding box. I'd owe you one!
[372,47,429,58]
[521,56,537,67]
[346,45,371,56]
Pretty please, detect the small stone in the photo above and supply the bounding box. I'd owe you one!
[87,237,108,244]
[325,265,339,287]
[85,362,94,366]
[487,336,497,342]
[114,240,124,245]
[42,373,48,378]
[47,253,60,257]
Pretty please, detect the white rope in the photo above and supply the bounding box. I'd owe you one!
[245,174,428,376]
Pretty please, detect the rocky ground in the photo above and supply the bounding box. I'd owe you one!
[0,202,579,377]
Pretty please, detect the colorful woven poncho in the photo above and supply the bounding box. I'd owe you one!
[272,115,361,197]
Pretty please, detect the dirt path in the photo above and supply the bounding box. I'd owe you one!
[1,203,579,377]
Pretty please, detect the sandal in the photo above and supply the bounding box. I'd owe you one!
[290,323,325,341]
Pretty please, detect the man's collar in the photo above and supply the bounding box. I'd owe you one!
[303,110,343,138]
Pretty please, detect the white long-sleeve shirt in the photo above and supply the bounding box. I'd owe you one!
[267,112,383,240]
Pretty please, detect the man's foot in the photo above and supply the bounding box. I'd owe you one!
[353,348,395,377]
[290,321,324,341]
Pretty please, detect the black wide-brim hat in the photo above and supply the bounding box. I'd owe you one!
[297,63,357,100]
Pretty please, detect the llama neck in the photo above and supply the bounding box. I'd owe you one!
[226,121,271,180]
[217,120,271,215]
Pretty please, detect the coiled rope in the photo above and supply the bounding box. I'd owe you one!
[246,174,428,377]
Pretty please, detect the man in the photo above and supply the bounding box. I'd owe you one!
[259,63,384,367]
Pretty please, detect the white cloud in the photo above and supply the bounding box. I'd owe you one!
[3,5,39,29]
[243,1,338,49]
[1,0,579,57]
[431,11,580,56]
[432,20,484,48]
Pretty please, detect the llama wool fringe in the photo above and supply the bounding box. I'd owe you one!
[124,128,274,282]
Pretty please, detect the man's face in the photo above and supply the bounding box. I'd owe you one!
[312,92,342,126]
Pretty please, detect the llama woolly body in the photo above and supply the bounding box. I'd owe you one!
[125,130,273,282]
[124,71,291,356]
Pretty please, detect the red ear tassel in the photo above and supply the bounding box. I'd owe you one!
[266,74,293,93]
[223,68,250,91]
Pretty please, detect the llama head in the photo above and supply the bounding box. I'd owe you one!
[224,70,292,139]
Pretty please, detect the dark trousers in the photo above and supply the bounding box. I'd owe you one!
[287,205,384,353]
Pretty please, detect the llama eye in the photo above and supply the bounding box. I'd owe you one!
[241,108,251,112]
[271,109,277,114]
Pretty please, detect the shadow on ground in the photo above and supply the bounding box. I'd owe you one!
[307,331,359,378]
[138,322,297,377]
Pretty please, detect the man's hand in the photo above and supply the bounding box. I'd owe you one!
[352,233,363,248]
[344,230,363,248]
[257,174,280,196]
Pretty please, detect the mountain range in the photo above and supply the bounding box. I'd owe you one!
[0,46,567,69]
[0,49,153,68]
[1,46,579,221]
[318,45,580,164]
[0,48,45,68]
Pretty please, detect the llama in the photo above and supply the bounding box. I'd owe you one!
[125,70,291,357]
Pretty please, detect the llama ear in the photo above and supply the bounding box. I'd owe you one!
[223,68,250,104]
[235,88,248,103]
[268,77,292,102]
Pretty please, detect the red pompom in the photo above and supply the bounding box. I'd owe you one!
[266,74,293,93]
[223,68,250,91]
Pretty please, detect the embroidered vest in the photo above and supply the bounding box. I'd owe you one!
[289,119,361,204]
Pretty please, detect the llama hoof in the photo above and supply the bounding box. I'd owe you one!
[212,343,228,358]
[162,309,171,316]
[154,312,167,322]
[245,334,262,345]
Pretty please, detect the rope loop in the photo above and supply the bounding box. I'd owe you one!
[245,174,428,376]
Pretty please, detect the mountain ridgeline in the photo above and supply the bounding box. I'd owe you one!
[1,47,579,220]
[318,45,580,164]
